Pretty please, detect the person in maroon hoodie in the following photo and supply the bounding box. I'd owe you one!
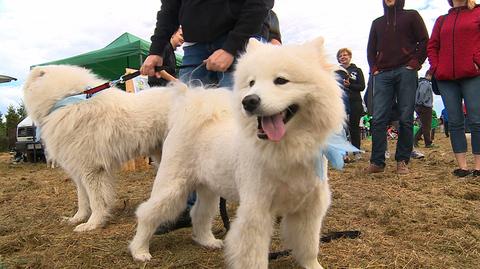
[427,0,480,178]
[364,0,429,175]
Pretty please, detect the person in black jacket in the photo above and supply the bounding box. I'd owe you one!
[148,27,184,87]
[140,0,273,89]
[337,48,365,158]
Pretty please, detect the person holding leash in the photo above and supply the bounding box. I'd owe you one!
[141,0,273,89]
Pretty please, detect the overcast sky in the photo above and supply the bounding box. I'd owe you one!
[0,0,452,116]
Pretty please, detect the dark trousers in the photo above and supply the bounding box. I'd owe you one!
[370,66,417,166]
[348,99,363,149]
[414,105,433,146]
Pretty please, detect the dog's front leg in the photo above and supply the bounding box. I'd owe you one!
[65,177,91,224]
[280,183,331,269]
[74,170,115,232]
[224,192,273,269]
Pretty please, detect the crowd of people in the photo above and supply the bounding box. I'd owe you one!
[142,0,479,177]
[138,0,479,233]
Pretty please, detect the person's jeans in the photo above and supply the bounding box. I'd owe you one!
[370,66,418,166]
[179,35,235,89]
[438,76,480,154]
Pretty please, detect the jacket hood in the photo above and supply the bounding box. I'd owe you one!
[383,0,405,13]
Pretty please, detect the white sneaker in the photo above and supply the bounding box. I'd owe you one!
[411,150,425,159]
[385,151,390,159]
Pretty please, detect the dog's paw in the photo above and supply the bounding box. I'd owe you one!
[131,250,152,262]
[73,222,100,232]
[194,237,224,249]
[63,215,87,225]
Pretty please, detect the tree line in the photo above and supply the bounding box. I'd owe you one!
[0,103,27,151]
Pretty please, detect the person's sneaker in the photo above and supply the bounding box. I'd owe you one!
[155,208,192,235]
[364,163,385,174]
[472,170,480,177]
[411,150,425,159]
[385,151,390,159]
[453,169,472,178]
[396,161,409,174]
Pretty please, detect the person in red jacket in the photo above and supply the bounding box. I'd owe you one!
[427,0,480,177]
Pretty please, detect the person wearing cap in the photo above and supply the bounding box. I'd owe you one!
[427,0,480,178]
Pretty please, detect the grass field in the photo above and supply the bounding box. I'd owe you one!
[1,135,479,268]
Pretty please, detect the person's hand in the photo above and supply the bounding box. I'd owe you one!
[343,79,350,87]
[269,39,281,45]
[373,71,380,75]
[406,66,414,70]
[426,73,432,80]
[140,55,163,77]
[204,49,234,72]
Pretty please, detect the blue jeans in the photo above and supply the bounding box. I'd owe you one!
[370,66,418,166]
[438,76,480,154]
[179,35,234,89]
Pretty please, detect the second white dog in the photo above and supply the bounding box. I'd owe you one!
[23,65,183,232]
[129,38,345,269]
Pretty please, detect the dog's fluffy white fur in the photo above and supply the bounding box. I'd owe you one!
[129,38,345,269]
[23,65,184,232]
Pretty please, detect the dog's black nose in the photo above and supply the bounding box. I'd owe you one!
[242,94,261,112]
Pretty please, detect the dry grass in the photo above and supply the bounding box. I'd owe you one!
[0,135,479,268]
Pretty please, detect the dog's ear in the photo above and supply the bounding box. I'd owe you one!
[30,66,46,79]
[245,38,262,53]
[306,37,325,51]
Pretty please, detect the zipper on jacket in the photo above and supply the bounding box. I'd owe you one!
[452,9,460,79]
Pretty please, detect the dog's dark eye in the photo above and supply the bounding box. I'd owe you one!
[249,80,255,87]
[274,77,289,85]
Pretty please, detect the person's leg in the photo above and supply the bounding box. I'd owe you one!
[420,106,433,146]
[349,100,363,150]
[414,106,423,146]
[438,80,468,172]
[218,71,235,89]
[444,120,450,137]
[462,76,480,170]
[179,43,214,87]
[394,67,417,164]
[369,71,395,168]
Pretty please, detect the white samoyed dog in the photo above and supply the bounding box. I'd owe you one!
[23,65,183,232]
[129,37,345,269]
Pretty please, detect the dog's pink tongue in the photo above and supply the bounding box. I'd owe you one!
[261,113,285,142]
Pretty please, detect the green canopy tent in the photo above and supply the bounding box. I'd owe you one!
[34,32,182,81]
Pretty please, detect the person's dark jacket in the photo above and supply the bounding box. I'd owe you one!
[367,0,429,74]
[150,0,273,57]
[148,43,177,87]
[345,64,365,103]
[263,10,281,43]
[427,5,480,80]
